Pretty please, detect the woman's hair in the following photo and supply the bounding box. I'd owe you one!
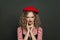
[18,11,41,30]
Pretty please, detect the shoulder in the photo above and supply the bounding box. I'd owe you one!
[17,26,22,31]
[38,27,43,30]
[38,27,43,33]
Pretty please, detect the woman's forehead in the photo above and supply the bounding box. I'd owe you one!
[27,12,34,17]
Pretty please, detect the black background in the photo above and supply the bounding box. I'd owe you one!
[0,0,60,40]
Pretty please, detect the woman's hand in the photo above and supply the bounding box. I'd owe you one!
[26,22,30,32]
[29,26,36,40]
[26,22,36,40]
[24,22,30,40]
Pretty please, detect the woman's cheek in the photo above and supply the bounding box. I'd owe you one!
[32,18,34,21]
[27,19,29,22]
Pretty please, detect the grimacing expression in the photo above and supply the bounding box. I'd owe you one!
[26,11,35,25]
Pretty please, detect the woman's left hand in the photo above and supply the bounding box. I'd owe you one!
[29,27,36,40]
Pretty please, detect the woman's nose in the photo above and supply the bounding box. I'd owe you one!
[28,18,31,20]
[29,19,31,21]
[29,18,31,20]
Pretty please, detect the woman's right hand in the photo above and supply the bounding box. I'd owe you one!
[24,22,30,40]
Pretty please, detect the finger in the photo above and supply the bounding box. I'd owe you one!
[27,22,28,26]
[27,22,30,30]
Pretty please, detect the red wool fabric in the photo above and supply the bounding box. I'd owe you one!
[23,6,39,13]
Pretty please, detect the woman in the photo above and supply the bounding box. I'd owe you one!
[17,6,43,40]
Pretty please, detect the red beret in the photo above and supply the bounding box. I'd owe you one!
[23,6,39,13]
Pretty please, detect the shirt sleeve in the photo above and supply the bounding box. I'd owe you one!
[37,27,43,40]
[17,27,23,40]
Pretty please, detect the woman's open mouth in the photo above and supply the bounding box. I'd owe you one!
[28,21,32,25]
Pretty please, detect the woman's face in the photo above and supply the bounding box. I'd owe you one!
[26,11,35,25]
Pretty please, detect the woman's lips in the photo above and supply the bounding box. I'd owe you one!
[28,21,32,25]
